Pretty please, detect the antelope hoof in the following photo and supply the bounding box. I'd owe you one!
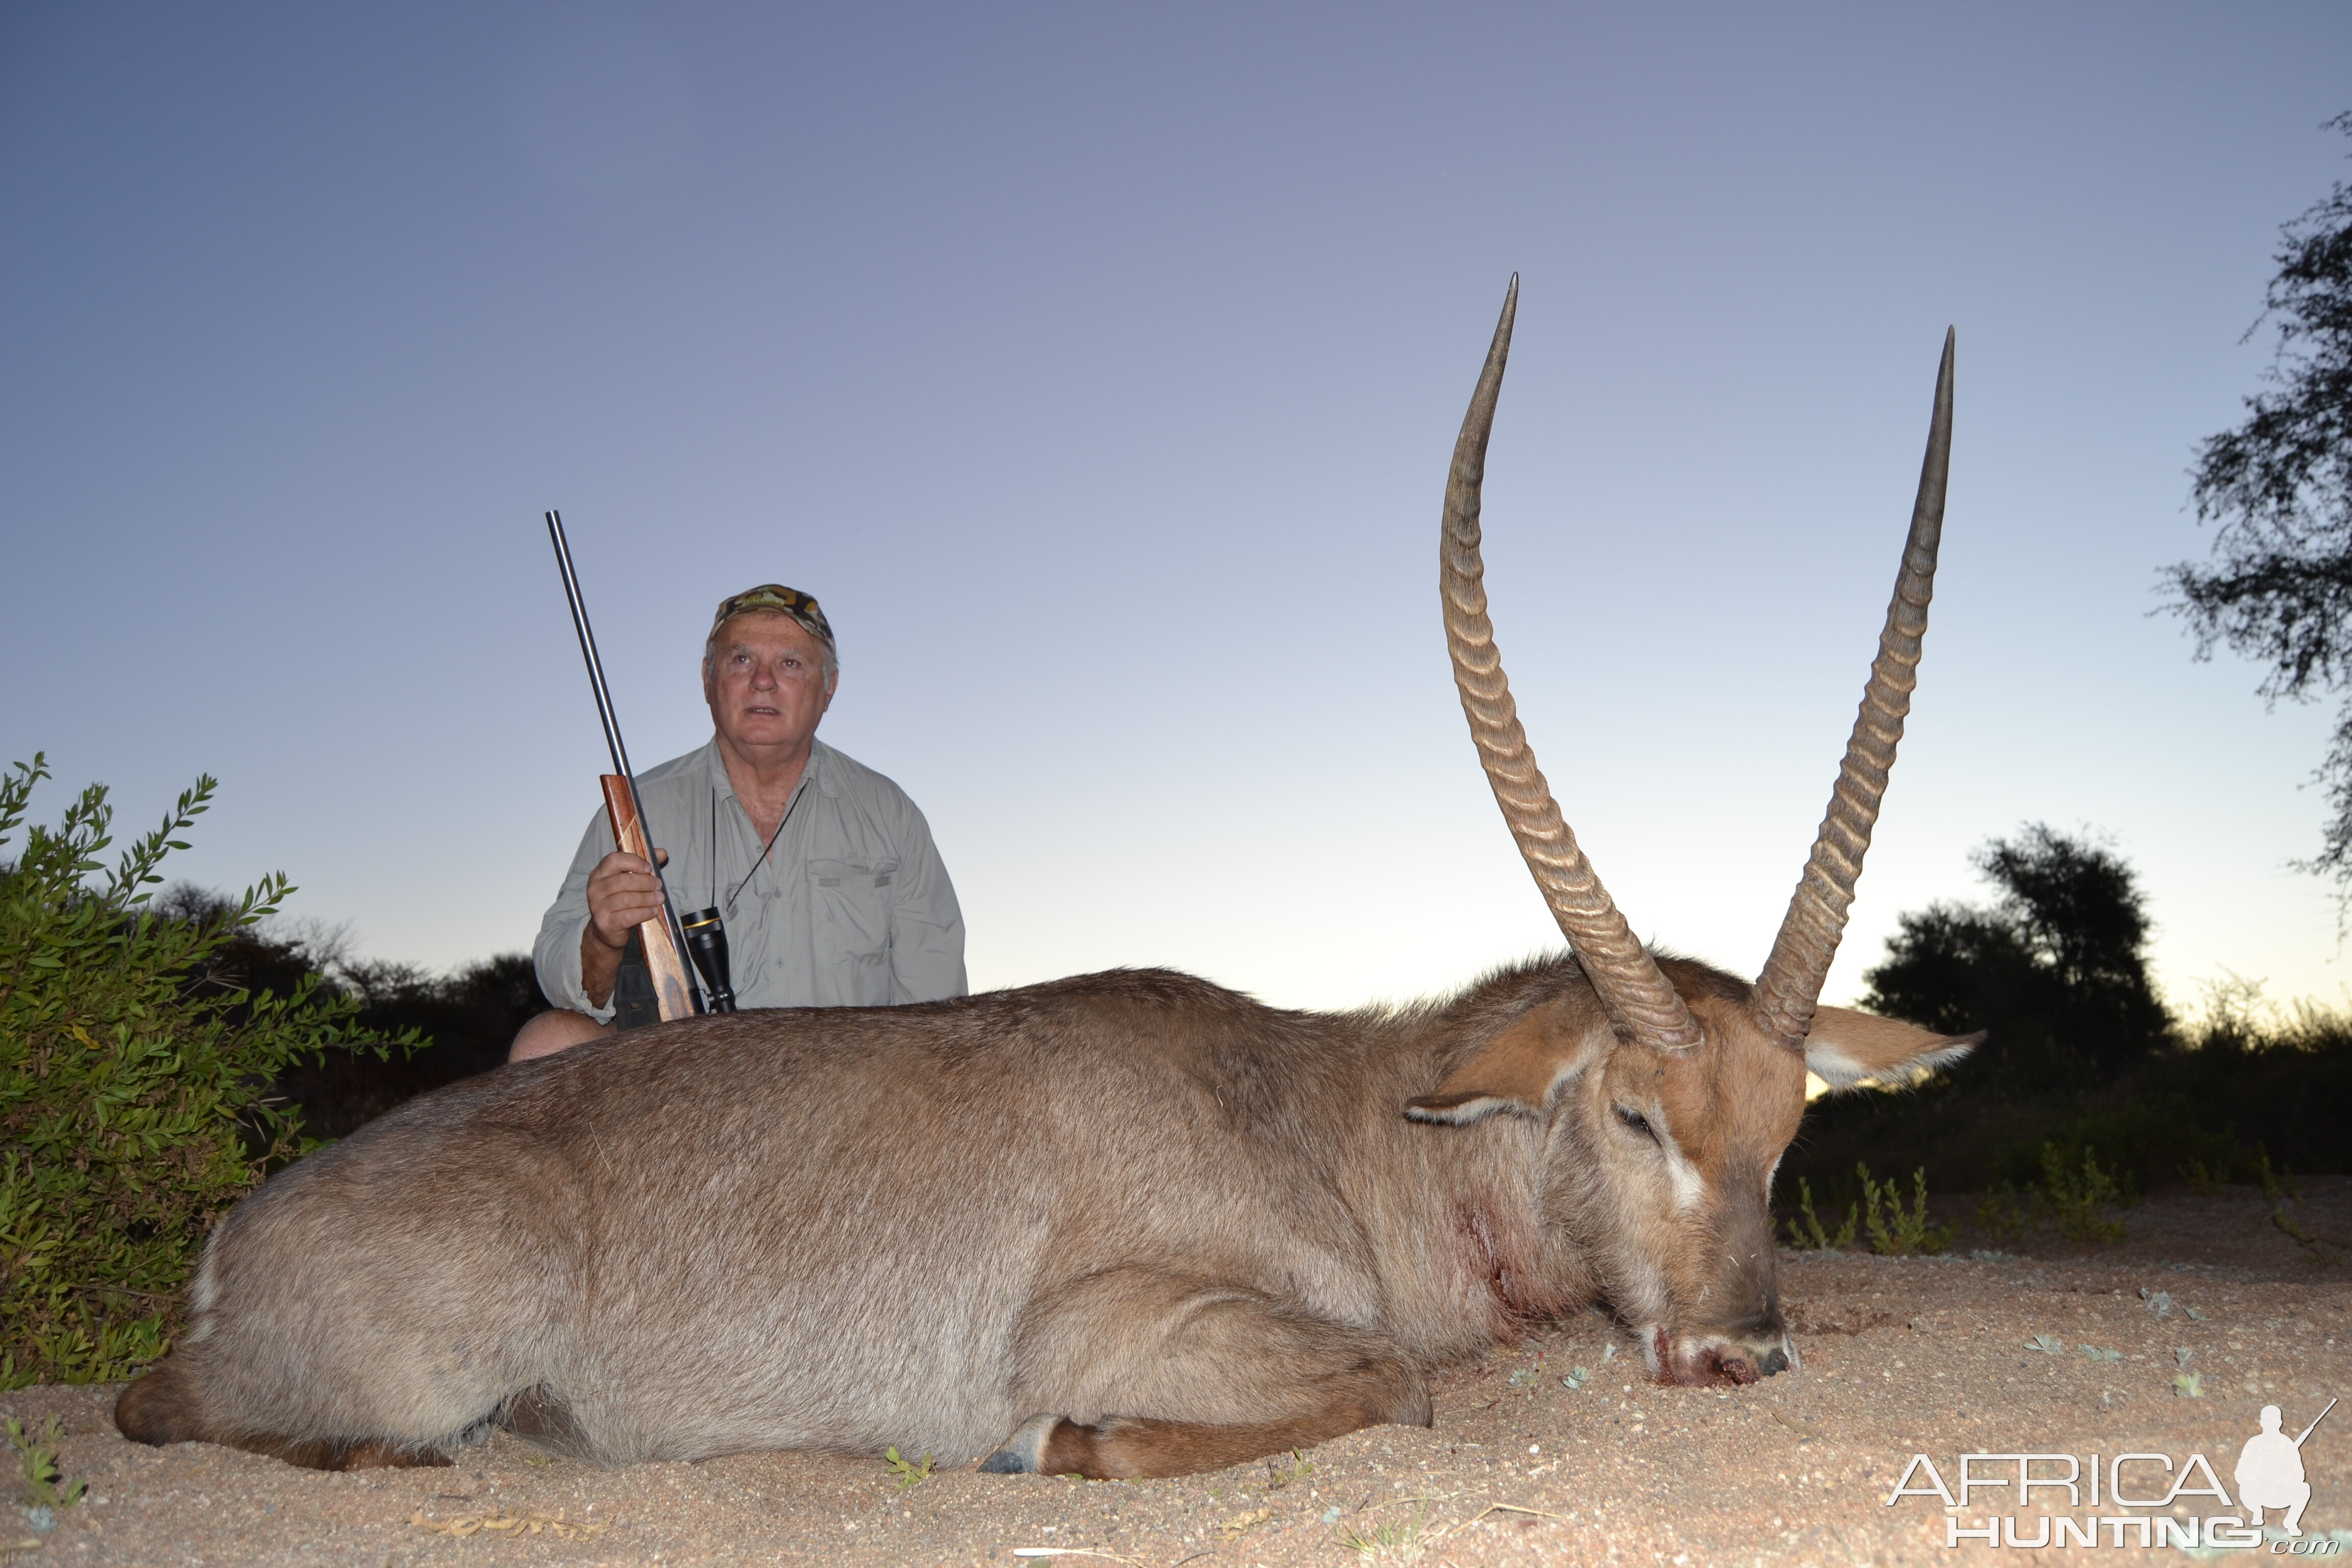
[977,1413,1064,1475]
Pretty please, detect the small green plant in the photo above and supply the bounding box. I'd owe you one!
[6,1415,84,1508]
[2026,1334,2064,1355]
[2081,1345,2122,1363]
[882,1447,934,1488]
[2259,1150,2300,1208]
[2258,1152,2343,1266]
[1340,1502,1427,1562]
[1974,1181,2031,1241]
[1561,1364,1589,1391]
[1266,1448,1313,1488]
[2038,1143,2128,1244]
[1784,1177,1858,1251]
[1506,1367,1537,1387]
[0,757,418,1386]
[2174,1373,2204,1399]
[1859,1165,1957,1256]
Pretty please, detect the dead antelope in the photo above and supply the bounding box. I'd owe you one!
[114,280,1974,1480]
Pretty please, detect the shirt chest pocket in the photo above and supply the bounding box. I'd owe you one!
[809,859,897,970]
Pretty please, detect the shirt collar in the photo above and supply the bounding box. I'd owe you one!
[701,735,835,803]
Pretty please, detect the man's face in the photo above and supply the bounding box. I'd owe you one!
[702,612,836,755]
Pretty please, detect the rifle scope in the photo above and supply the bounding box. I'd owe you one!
[680,906,738,1014]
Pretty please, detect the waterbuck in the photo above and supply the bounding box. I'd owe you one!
[115,280,1974,1479]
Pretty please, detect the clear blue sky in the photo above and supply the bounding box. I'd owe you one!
[6,2,2350,1017]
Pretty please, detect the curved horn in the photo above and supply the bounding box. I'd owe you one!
[1442,277,1704,1052]
[1752,329,1956,1048]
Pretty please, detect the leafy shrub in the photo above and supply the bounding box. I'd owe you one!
[1974,1182,2031,1240]
[266,951,544,1138]
[1783,1165,1955,1255]
[1859,1165,1957,1256]
[2038,1142,2129,1244]
[139,886,547,1139]
[7,1414,82,1508]
[0,755,414,1387]
[1782,1176,1858,1251]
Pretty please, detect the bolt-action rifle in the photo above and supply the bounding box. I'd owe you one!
[546,511,737,1024]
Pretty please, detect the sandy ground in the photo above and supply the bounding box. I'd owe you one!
[3,1178,2346,1567]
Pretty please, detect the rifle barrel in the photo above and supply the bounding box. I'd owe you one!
[547,511,634,782]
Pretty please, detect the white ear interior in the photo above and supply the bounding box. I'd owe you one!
[1802,1006,1981,1091]
[1404,1091,1537,1128]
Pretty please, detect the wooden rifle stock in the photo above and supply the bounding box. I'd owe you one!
[601,775,698,1023]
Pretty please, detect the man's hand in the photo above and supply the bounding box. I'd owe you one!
[580,848,667,1008]
[585,849,669,949]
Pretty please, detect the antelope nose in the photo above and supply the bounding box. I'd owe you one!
[1760,1346,1790,1377]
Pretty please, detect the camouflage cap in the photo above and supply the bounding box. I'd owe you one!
[708,584,835,654]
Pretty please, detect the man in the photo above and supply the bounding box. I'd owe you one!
[513,584,966,1060]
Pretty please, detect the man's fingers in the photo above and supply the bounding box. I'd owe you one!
[586,847,671,948]
[591,899,663,948]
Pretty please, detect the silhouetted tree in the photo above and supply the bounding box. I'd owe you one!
[2170,113,2352,886]
[1859,901,2037,1039]
[1862,825,2170,1088]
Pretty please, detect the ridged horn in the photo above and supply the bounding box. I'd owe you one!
[1441,277,1704,1053]
[1752,329,1956,1048]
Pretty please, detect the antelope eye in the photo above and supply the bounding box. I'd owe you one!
[1613,1104,1658,1141]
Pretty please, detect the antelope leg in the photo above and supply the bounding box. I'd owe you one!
[981,1405,1410,1480]
[115,1361,454,1471]
[978,1269,1431,1478]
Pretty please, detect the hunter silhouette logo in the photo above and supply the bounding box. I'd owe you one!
[2238,1399,2334,1538]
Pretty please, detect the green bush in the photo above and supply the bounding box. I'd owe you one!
[2037,1142,2130,1244]
[1782,1176,1858,1251]
[1974,1181,2031,1240]
[0,755,414,1387]
[1860,1165,1957,1256]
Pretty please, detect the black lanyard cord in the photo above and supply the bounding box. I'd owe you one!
[715,777,807,918]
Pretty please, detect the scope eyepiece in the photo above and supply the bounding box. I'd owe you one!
[680,906,738,1014]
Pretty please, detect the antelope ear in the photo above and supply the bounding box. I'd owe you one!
[1405,1012,1579,1126]
[1802,1006,1981,1091]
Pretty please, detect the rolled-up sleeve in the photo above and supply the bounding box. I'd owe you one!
[532,807,621,1020]
[885,799,967,1004]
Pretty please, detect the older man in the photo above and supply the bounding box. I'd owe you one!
[513,584,966,1060]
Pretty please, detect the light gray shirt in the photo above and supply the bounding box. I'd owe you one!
[533,738,967,1018]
